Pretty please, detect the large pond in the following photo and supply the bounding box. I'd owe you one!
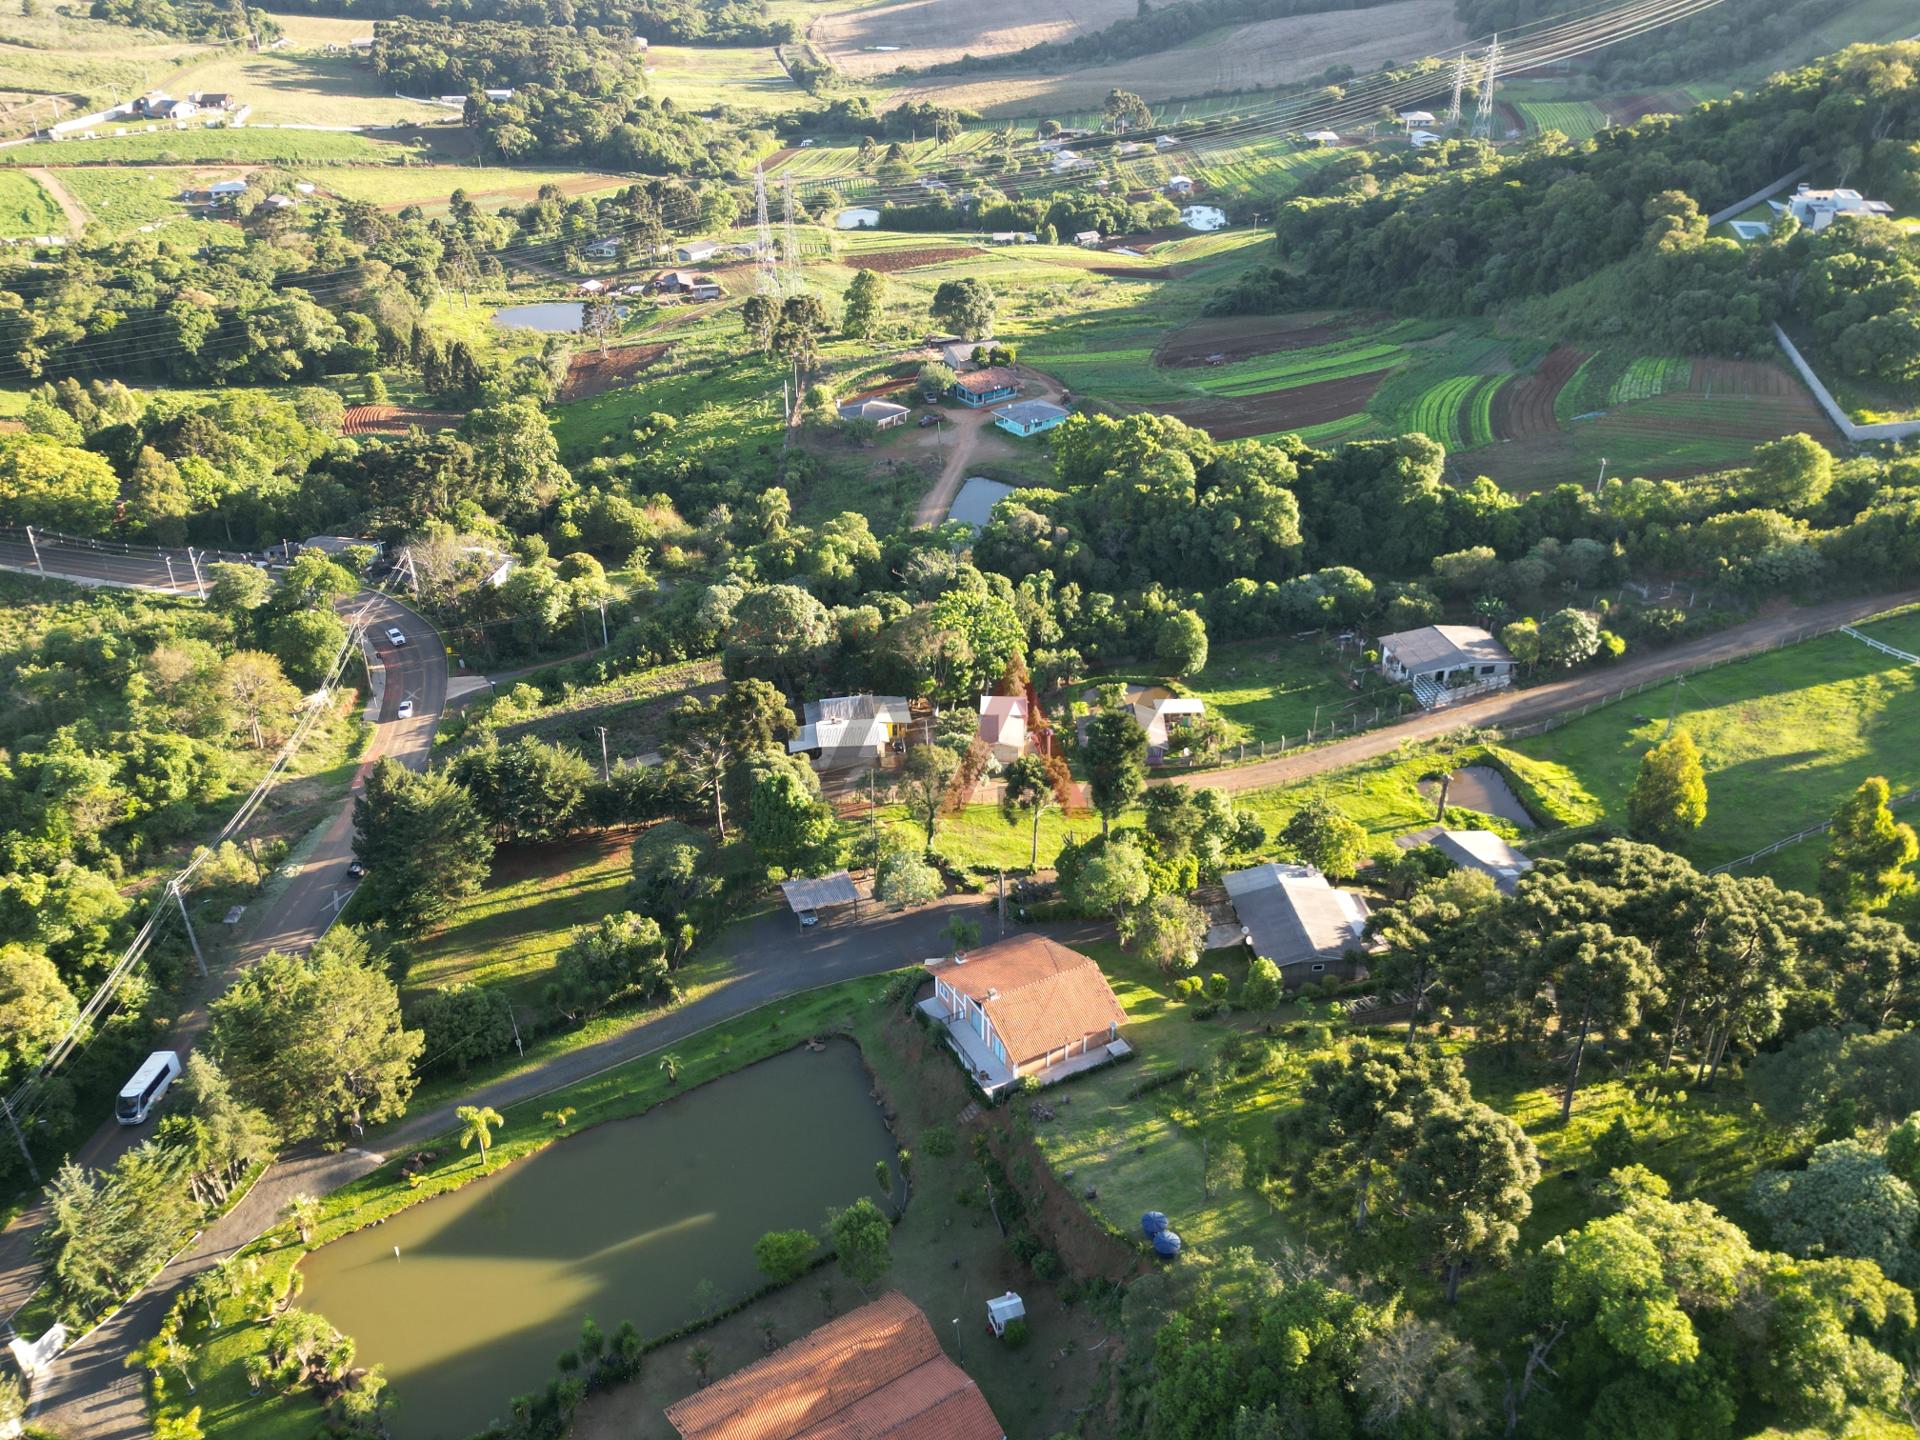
[1417,764,1536,828]
[298,1044,897,1440]
[491,300,591,332]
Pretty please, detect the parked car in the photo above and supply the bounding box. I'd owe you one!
[385,626,407,646]
[347,859,366,878]
[397,698,415,719]
[918,413,941,428]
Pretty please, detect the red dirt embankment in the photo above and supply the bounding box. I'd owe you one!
[1491,345,1587,442]
[845,245,984,272]
[559,342,672,402]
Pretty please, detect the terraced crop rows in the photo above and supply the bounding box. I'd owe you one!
[1514,100,1610,140]
[1609,355,1690,404]
[1193,337,1409,398]
[1406,374,1481,450]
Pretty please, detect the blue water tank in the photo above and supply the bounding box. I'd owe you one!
[1141,1211,1168,1238]
[1153,1229,1183,1258]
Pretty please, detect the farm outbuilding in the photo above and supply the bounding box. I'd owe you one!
[1305,129,1341,145]
[674,240,719,263]
[838,397,910,429]
[779,871,861,923]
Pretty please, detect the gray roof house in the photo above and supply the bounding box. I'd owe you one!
[789,695,912,769]
[1434,829,1533,893]
[839,397,910,429]
[1222,863,1374,982]
[1378,624,1515,709]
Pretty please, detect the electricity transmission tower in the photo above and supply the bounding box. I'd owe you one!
[1446,51,1470,128]
[781,174,802,295]
[753,166,777,294]
[1472,34,1501,140]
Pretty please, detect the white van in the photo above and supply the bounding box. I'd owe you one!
[116,1050,182,1125]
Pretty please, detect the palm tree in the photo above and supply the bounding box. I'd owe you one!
[659,1053,682,1085]
[686,1342,713,1384]
[282,1192,321,1247]
[458,1105,505,1170]
[542,1107,577,1131]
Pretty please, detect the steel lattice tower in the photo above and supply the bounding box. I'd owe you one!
[1447,51,1470,128]
[753,166,777,294]
[1472,34,1501,140]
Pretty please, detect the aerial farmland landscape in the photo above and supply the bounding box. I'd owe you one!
[0,0,1918,1437]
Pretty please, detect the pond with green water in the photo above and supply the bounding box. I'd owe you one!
[297,1044,897,1440]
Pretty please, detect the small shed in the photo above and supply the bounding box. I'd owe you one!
[985,1292,1025,1337]
[779,871,861,923]
[675,240,719,263]
[1400,110,1436,128]
[839,397,909,429]
[1073,229,1101,246]
[1410,129,1443,148]
[1304,129,1341,146]
[1166,174,1194,194]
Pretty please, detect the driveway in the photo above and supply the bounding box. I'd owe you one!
[910,368,1066,529]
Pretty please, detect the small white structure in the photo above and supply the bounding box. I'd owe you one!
[583,237,622,259]
[1431,829,1533,893]
[1155,134,1178,147]
[293,181,316,195]
[1050,149,1082,171]
[10,1322,68,1391]
[1773,183,1895,233]
[838,397,910,429]
[483,87,516,101]
[1180,205,1228,232]
[1410,129,1443,149]
[986,1292,1026,1337]
[674,240,719,263]
[1304,129,1341,146]
[977,694,1029,764]
[1399,109,1436,128]
[1073,229,1101,246]
[208,178,248,198]
[1166,174,1194,194]
[789,695,913,769]
[835,206,881,229]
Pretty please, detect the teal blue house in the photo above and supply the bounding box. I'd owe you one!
[994,400,1071,437]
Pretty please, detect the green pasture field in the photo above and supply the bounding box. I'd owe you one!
[159,49,452,128]
[318,164,633,210]
[1510,610,1920,891]
[1092,636,1386,749]
[643,42,807,113]
[0,170,62,235]
[50,166,215,236]
[0,19,210,110]
[0,127,436,167]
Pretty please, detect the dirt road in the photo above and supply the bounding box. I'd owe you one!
[911,368,1066,529]
[25,168,87,237]
[1170,589,1920,794]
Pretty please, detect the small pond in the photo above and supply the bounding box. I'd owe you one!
[947,476,1012,531]
[491,300,590,332]
[298,1044,897,1440]
[1416,764,1536,828]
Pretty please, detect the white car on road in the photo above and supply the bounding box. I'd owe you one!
[397,698,415,720]
[385,626,407,647]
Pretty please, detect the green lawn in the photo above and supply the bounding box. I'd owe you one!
[1511,612,1920,890]
[405,834,638,1009]
[0,129,433,167]
[50,167,194,237]
[1094,637,1387,749]
[0,170,63,235]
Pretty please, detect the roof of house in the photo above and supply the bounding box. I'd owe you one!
[839,398,910,422]
[789,694,912,756]
[1305,129,1341,142]
[780,872,861,913]
[664,1292,1004,1440]
[677,240,718,254]
[1434,830,1533,891]
[1400,109,1436,122]
[1379,624,1512,672]
[953,367,1021,395]
[996,400,1069,427]
[977,694,1029,746]
[925,935,1127,1063]
[1223,863,1370,969]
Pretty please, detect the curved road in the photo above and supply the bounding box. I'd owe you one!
[0,542,445,1438]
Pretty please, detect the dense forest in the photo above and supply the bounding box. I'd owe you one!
[368,18,772,167]
[267,0,790,45]
[87,0,280,42]
[1214,44,1920,384]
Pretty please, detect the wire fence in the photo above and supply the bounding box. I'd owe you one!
[1707,788,1920,876]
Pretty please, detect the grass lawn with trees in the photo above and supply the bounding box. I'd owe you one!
[1510,610,1920,889]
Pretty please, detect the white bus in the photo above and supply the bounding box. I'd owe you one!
[116,1050,182,1125]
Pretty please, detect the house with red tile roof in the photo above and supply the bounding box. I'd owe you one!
[663,1292,1005,1440]
[919,935,1129,1097]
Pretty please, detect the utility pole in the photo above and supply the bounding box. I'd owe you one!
[186,546,207,599]
[596,725,611,782]
[597,600,609,648]
[165,555,178,588]
[1472,35,1502,141]
[506,1001,524,1058]
[1595,457,1608,493]
[169,879,208,978]
[0,1094,37,1184]
[24,524,43,572]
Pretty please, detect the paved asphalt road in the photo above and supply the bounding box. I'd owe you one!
[0,544,444,1438]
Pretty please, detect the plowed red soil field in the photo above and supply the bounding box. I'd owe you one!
[1156,312,1389,367]
[341,405,464,435]
[1610,91,1693,123]
[559,343,671,403]
[1492,345,1587,441]
[1163,368,1389,439]
[845,246,983,272]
